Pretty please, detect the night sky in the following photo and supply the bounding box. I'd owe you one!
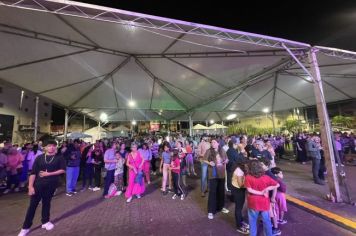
[78,0,356,50]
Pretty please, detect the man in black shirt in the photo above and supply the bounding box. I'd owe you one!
[18,140,66,236]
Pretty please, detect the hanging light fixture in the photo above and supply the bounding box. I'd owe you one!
[128,92,136,107]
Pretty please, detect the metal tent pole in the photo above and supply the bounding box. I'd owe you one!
[189,115,193,137]
[64,109,69,141]
[83,115,86,132]
[34,96,39,142]
[309,49,341,202]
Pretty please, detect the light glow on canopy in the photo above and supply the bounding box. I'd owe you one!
[226,114,237,120]
[262,108,269,113]
[99,113,108,122]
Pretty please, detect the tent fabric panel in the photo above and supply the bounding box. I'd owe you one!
[150,82,185,111]
[112,60,155,109]
[139,58,225,98]
[61,14,182,54]
[74,81,118,109]
[0,32,82,69]
[0,51,126,93]
[41,76,105,107]
[0,7,93,44]
[225,77,275,111]
[173,56,286,88]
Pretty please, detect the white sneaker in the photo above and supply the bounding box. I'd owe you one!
[180,194,184,200]
[3,189,10,194]
[93,187,101,192]
[136,194,141,199]
[221,208,229,214]
[41,222,54,231]
[172,194,177,199]
[115,191,122,196]
[14,187,20,192]
[126,197,133,203]
[208,213,214,220]
[18,229,30,236]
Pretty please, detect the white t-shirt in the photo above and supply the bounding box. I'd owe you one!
[115,158,125,176]
[231,167,244,188]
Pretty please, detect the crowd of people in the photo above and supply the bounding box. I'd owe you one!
[0,130,354,236]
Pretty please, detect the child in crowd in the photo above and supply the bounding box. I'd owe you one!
[114,151,126,196]
[160,143,171,195]
[259,157,281,236]
[170,149,184,200]
[244,160,280,236]
[271,167,288,225]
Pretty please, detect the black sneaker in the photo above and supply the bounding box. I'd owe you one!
[162,191,168,196]
[272,228,282,236]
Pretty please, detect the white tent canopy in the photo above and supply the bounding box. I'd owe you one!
[56,132,92,140]
[192,124,209,130]
[84,126,112,141]
[0,0,355,123]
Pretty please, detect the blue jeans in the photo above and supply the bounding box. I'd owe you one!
[103,169,115,196]
[201,162,208,193]
[66,167,80,193]
[248,209,272,236]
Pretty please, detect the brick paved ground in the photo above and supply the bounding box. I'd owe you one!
[278,158,356,221]
[0,165,354,236]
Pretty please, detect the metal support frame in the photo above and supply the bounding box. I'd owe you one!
[286,61,356,71]
[315,46,356,61]
[188,114,192,137]
[134,58,189,110]
[83,115,86,132]
[165,57,228,89]
[0,0,310,50]
[111,76,120,111]
[245,87,274,112]
[136,49,290,59]
[149,79,156,109]
[215,112,223,122]
[161,33,186,54]
[158,78,204,100]
[308,48,341,202]
[275,87,308,106]
[222,87,247,110]
[38,73,107,94]
[280,71,356,79]
[0,23,130,57]
[271,73,278,133]
[55,14,99,46]
[282,71,353,99]
[69,56,131,107]
[64,108,69,141]
[34,96,39,142]
[0,48,92,71]
[169,56,300,120]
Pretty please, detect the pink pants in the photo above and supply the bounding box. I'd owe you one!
[125,170,145,198]
[143,161,151,183]
[162,163,170,191]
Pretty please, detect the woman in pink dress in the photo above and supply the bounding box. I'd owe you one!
[125,143,145,203]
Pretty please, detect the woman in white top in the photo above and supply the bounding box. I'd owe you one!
[231,159,249,234]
